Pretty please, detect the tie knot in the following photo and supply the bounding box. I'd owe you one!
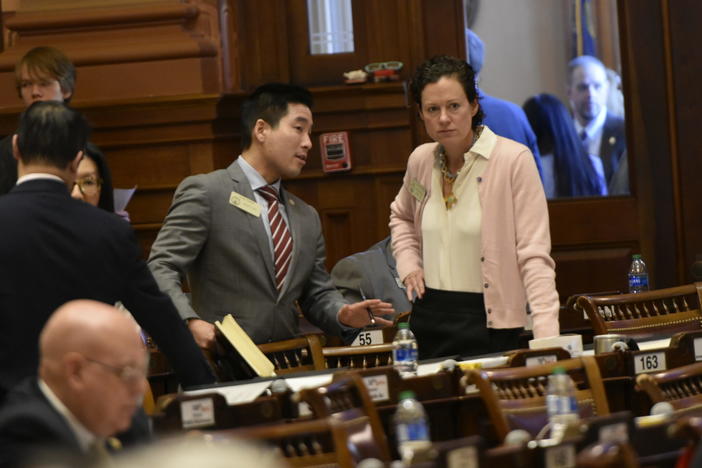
[258,185,280,203]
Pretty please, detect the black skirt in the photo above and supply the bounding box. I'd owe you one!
[410,288,522,360]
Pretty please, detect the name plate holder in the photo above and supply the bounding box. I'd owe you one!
[631,350,667,375]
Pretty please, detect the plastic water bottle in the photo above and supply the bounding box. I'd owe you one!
[546,367,579,441]
[628,254,649,293]
[392,322,418,377]
[393,390,431,462]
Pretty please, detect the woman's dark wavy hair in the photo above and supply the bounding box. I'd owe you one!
[410,55,484,130]
[523,93,601,198]
[84,143,115,213]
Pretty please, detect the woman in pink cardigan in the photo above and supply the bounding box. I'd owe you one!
[390,55,560,359]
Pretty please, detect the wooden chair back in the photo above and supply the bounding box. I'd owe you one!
[576,441,640,468]
[636,361,702,411]
[577,283,702,340]
[152,391,286,432]
[323,343,394,369]
[468,357,610,440]
[504,347,572,367]
[258,334,325,375]
[229,417,365,468]
[297,372,391,462]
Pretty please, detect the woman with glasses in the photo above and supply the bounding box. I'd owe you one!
[389,55,560,360]
[71,143,115,213]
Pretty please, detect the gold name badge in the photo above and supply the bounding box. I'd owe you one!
[409,179,426,202]
[229,192,261,217]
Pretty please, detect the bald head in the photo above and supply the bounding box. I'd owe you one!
[39,300,147,437]
[40,300,141,364]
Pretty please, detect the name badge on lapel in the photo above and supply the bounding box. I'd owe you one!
[409,179,426,202]
[229,192,261,217]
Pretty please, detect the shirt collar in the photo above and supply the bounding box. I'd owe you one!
[236,156,283,195]
[435,125,495,165]
[38,378,97,452]
[574,106,607,138]
[16,173,64,185]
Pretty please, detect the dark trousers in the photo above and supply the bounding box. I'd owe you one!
[410,288,522,360]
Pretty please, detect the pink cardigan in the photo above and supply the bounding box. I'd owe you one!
[389,127,560,338]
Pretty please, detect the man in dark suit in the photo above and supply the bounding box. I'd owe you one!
[331,236,411,319]
[148,83,394,351]
[0,300,151,468]
[0,101,215,401]
[567,55,627,194]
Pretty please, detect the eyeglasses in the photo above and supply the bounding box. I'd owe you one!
[74,176,102,197]
[84,357,148,384]
[364,61,403,73]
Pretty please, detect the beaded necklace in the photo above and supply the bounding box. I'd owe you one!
[437,129,481,209]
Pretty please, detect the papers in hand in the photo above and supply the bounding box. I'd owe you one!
[113,186,137,212]
[215,314,276,379]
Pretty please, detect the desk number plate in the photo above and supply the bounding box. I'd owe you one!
[362,374,390,402]
[352,329,384,346]
[447,446,478,468]
[526,354,558,367]
[180,398,215,429]
[545,443,576,468]
[694,337,702,361]
[634,351,666,374]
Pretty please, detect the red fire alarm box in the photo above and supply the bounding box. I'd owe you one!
[320,131,352,173]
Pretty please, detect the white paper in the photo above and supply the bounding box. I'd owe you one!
[185,380,273,405]
[113,186,137,212]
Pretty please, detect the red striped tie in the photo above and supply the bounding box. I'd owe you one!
[258,185,293,290]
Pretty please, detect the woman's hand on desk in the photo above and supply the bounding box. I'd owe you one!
[403,269,425,301]
[187,318,216,351]
[338,300,394,328]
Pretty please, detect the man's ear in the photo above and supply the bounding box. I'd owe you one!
[11,134,21,162]
[253,118,269,144]
[70,150,84,173]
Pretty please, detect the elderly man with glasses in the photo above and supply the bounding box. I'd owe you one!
[0,300,151,467]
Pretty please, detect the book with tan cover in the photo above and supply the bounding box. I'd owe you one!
[214,314,276,379]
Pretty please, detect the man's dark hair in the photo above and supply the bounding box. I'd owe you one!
[16,101,90,168]
[240,83,313,150]
[15,47,76,103]
[410,55,484,130]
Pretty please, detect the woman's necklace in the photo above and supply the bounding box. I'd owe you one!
[438,129,481,209]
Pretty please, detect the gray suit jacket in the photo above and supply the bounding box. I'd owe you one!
[331,237,411,318]
[148,160,353,344]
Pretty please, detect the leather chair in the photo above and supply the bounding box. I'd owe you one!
[577,283,702,340]
[467,357,610,441]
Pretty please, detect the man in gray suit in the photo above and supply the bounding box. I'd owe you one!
[148,83,393,350]
[331,236,411,320]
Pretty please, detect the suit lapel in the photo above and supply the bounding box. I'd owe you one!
[599,115,618,181]
[227,162,276,289]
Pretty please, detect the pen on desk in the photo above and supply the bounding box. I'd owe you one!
[359,287,376,326]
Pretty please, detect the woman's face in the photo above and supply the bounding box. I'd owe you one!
[71,156,102,207]
[419,75,479,149]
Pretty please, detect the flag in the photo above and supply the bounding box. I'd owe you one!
[573,0,597,57]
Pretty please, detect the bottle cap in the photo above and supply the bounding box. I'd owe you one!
[398,390,416,400]
[552,366,566,375]
[398,322,410,329]
[632,254,642,259]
